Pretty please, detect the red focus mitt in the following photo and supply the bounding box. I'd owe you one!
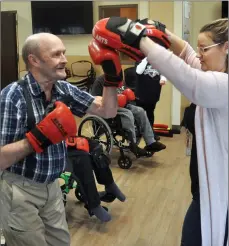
[92,18,144,62]
[92,17,170,61]
[138,18,170,49]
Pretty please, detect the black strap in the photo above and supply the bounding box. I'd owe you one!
[17,79,36,178]
[30,127,52,149]
[18,80,74,129]
[16,80,74,179]
[17,79,36,131]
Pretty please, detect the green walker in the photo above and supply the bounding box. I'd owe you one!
[59,172,84,206]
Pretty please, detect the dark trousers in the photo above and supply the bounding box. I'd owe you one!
[135,99,157,128]
[68,151,114,210]
[181,197,228,246]
[181,198,202,246]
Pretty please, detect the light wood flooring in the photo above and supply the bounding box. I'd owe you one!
[65,131,192,246]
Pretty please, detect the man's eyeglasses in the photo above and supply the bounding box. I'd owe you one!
[197,43,221,54]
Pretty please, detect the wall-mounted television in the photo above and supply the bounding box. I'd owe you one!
[222,1,228,18]
[31,1,93,35]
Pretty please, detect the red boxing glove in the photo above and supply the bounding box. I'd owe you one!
[92,18,144,62]
[88,39,123,87]
[117,94,127,108]
[66,136,89,153]
[122,88,136,101]
[26,101,77,153]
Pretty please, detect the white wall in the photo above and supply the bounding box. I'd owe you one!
[190,1,222,49]
[2,2,33,55]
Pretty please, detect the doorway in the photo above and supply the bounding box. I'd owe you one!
[1,11,18,89]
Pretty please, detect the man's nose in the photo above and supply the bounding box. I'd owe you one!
[61,54,68,63]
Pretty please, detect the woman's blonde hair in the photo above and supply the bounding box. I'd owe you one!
[200,18,228,72]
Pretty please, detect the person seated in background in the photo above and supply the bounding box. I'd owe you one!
[66,136,126,223]
[90,74,166,157]
[135,57,167,141]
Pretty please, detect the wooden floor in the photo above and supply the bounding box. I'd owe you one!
[65,131,192,246]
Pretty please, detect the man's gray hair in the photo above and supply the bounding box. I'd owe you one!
[22,34,42,70]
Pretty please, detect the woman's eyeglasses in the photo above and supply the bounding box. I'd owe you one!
[197,43,221,54]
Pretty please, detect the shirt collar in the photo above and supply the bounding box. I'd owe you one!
[25,72,61,97]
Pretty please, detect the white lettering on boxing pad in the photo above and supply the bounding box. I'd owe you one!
[95,34,108,45]
[147,29,154,35]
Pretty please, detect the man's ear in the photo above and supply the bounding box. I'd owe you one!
[28,54,40,68]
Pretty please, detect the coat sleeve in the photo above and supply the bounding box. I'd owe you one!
[147,43,228,108]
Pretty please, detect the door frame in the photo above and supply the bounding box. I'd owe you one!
[1,10,19,78]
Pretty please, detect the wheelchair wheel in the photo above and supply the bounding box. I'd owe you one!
[78,115,113,154]
[0,229,6,246]
[75,185,84,203]
[118,155,132,169]
[62,191,67,207]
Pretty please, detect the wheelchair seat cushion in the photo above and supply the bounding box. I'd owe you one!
[66,138,111,171]
[66,149,88,173]
[88,139,111,168]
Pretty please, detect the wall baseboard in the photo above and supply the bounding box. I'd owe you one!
[171,125,181,134]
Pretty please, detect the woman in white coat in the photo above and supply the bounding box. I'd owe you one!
[138,18,228,246]
[95,16,228,245]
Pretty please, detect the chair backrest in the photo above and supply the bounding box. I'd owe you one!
[70,60,96,91]
[71,60,93,77]
[124,66,137,92]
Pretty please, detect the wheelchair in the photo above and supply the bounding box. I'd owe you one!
[59,113,152,215]
[59,140,112,217]
[59,170,110,218]
[78,114,151,169]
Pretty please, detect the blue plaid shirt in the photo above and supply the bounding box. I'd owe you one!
[0,73,95,183]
